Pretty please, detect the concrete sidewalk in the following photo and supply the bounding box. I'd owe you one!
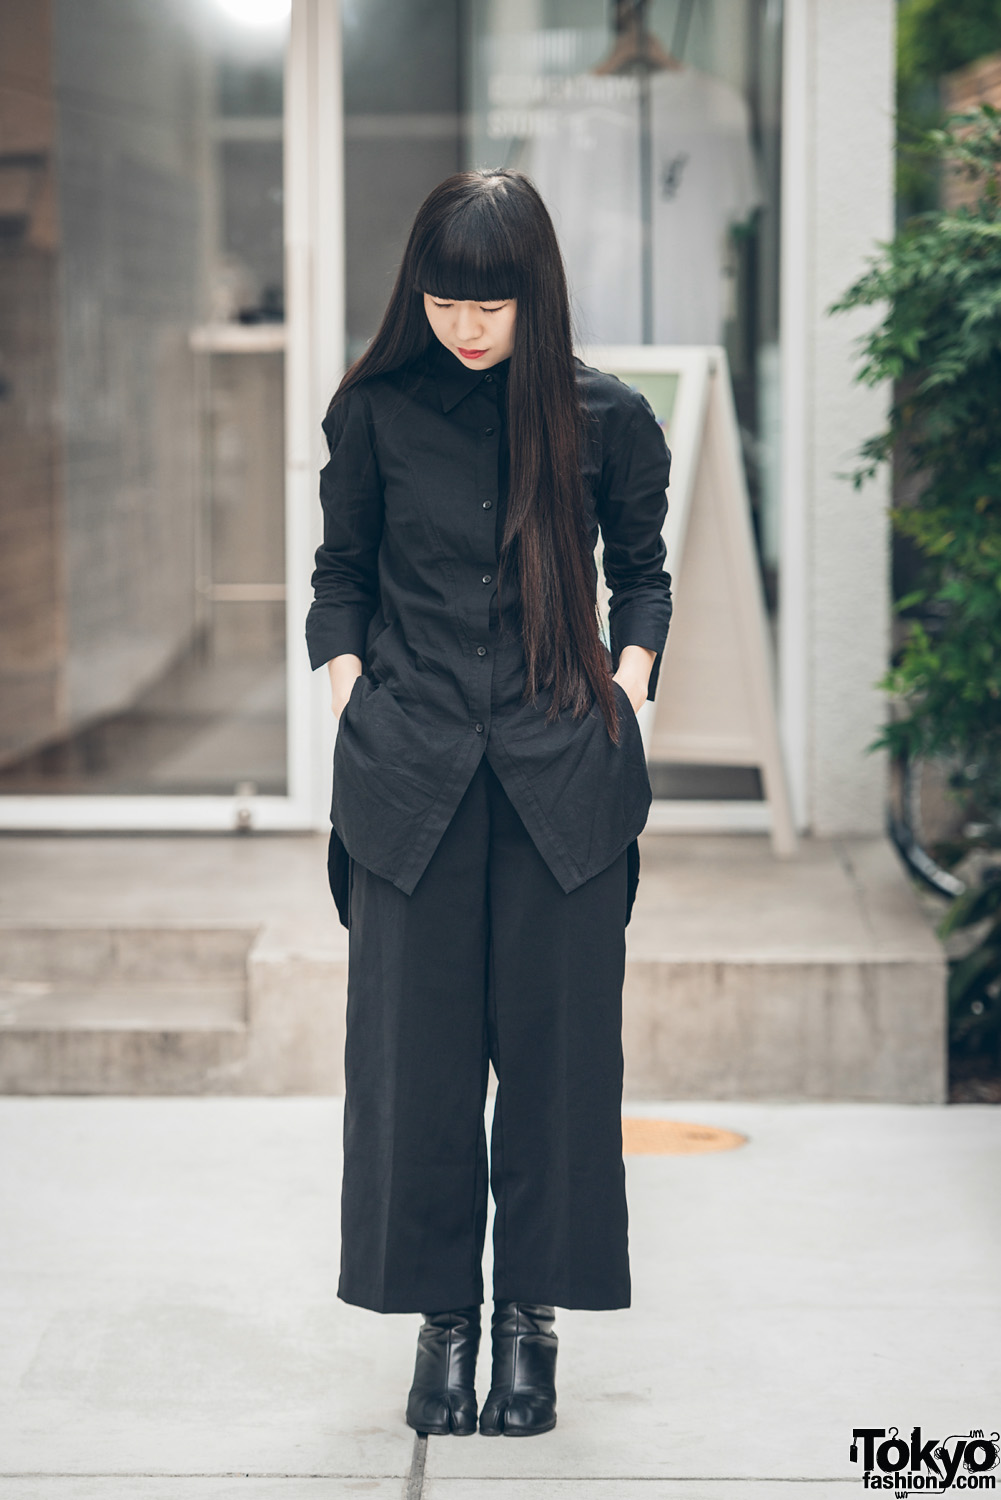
[1,1097,998,1499]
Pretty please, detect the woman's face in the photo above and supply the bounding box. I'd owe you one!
[423,294,517,370]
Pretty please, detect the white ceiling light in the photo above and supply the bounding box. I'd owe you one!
[215,0,291,25]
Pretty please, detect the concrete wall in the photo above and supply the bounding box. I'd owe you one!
[0,0,65,768]
[1,1,210,766]
[52,0,207,731]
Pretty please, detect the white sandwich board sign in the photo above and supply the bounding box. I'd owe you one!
[580,344,796,855]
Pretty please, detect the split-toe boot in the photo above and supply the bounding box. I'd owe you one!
[478,1300,558,1436]
[405,1305,481,1436]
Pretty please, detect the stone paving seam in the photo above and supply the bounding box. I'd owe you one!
[416,1470,858,1483]
[405,1435,428,1500]
[0,1474,412,1482]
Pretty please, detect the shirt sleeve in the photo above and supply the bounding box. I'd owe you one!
[596,389,673,701]
[304,386,385,673]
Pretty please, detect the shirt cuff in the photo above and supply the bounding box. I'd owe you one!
[305,605,372,673]
[609,613,671,703]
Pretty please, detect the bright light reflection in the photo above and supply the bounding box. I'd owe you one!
[215,0,291,25]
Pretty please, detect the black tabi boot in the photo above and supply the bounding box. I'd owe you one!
[478,1300,558,1437]
[405,1305,481,1436]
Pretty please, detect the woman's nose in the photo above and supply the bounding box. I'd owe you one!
[455,311,484,343]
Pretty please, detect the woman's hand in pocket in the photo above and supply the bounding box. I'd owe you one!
[612,644,657,716]
[327,653,363,718]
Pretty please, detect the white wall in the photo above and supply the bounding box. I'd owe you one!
[781,0,896,836]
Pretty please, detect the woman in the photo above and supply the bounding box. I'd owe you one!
[305,168,672,1438]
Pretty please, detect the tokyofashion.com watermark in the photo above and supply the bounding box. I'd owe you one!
[850,1427,999,1494]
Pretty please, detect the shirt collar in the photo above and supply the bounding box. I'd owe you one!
[425,337,510,413]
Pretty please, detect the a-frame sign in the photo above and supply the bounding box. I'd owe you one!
[580,344,797,856]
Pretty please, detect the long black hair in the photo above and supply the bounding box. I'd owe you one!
[327,168,621,742]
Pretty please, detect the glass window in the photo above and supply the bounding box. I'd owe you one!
[341,1,783,805]
[0,0,289,797]
[343,0,463,362]
[465,0,782,600]
[464,0,783,801]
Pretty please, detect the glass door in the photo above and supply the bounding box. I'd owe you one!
[0,0,329,830]
[462,0,783,811]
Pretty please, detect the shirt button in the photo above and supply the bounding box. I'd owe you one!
[475,721,484,733]
[481,574,492,584]
[484,374,493,383]
[484,427,495,436]
[482,500,493,509]
[476,645,487,656]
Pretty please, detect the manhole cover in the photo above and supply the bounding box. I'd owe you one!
[621,1117,748,1155]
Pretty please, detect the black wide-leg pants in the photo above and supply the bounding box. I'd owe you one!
[337,754,632,1315]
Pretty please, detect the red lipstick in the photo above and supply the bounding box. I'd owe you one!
[457,348,487,358]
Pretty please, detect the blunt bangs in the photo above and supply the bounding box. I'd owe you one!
[412,195,522,304]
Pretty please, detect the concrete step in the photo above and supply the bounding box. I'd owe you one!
[620,832,949,1103]
[0,925,253,1093]
[0,830,947,1100]
[0,911,348,1095]
[0,979,246,1031]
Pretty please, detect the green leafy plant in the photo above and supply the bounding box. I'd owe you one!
[897,0,1001,215]
[831,105,1001,1068]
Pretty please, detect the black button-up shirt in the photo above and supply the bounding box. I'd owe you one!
[306,337,672,909]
